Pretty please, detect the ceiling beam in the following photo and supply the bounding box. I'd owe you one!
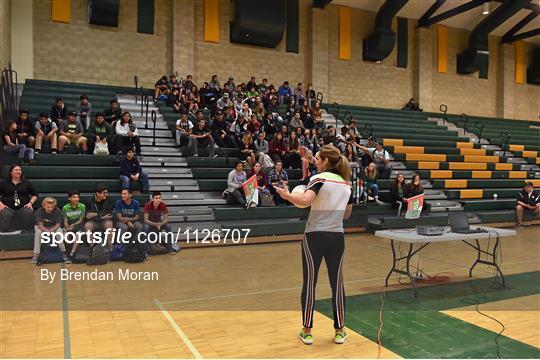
[418,0,446,27]
[493,0,540,13]
[418,0,487,28]
[501,11,539,43]
[504,27,540,42]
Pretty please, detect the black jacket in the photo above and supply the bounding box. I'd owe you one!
[389,183,406,203]
[119,157,143,176]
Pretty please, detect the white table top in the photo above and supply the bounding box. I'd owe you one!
[375,226,516,244]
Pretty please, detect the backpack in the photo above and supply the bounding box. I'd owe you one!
[110,244,125,261]
[149,243,168,255]
[123,243,145,263]
[37,244,64,265]
[72,245,91,264]
[87,245,111,266]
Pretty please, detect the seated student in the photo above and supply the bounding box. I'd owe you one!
[216,92,233,110]
[258,78,269,96]
[104,99,122,124]
[305,83,316,108]
[209,74,221,92]
[119,148,150,193]
[323,126,337,146]
[231,115,247,141]
[77,95,92,129]
[349,119,361,143]
[63,190,86,257]
[288,131,302,169]
[289,111,305,130]
[285,99,297,122]
[344,143,360,169]
[114,112,141,155]
[516,181,540,227]
[405,174,430,213]
[269,132,291,169]
[211,110,237,148]
[155,75,170,101]
[32,197,70,264]
[115,188,143,235]
[247,114,261,135]
[3,121,35,163]
[277,81,293,104]
[268,160,289,205]
[175,112,196,151]
[143,192,175,254]
[402,98,423,112]
[301,149,317,182]
[16,109,35,148]
[364,163,382,205]
[192,118,216,157]
[254,131,270,165]
[299,102,313,129]
[239,130,256,167]
[84,184,114,246]
[58,111,88,154]
[87,112,112,154]
[34,113,58,154]
[310,101,324,128]
[389,173,407,215]
[0,164,37,232]
[50,97,68,124]
[247,162,270,196]
[294,83,305,106]
[224,161,247,206]
[357,141,392,179]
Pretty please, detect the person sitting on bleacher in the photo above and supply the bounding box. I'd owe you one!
[254,132,271,166]
[35,113,58,154]
[356,141,391,179]
[211,109,237,149]
[288,131,303,169]
[115,188,143,237]
[310,101,324,128]
[289,111,305,130]
[323,125,337,146]
[389,173,407,215]
[401,98,423,112]
[77,95,92,129]
[306,83,316,108]
[32,197,70,264]
[277,81,293,104]
[63,190,86,234]
[216,92,233,111]
[299,101,313,129]
[239,130,256,168]
[84,184,114,246]
[516,181,540,227]
[58,111,88,154]
[364,163,382,205]
[258,78,269,96]
[349,119,360,143]
[301,149,317,182]
[294,83,305,106]
[50,97,68,124]
[143,191,175,254]
[155,75,170,101]
[247,162,270,202]
[246,114,261,135]
[209,74,221,92]
[3,121,35,164]
[192,118,216,157]
[405,174,430,213]
[269,132,290,169]
[224,161,247,206]
[16,109,35,149]
[175,112,195,151]
[115,112,142,156]
[0,165,37,233]
[87,112,111,155]
[268,160,289,205]
[119,148,150,193]
[104,99,122,124]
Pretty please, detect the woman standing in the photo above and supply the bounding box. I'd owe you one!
[276,145,352,345]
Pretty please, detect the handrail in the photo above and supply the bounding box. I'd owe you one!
[0,64,18,130]
[439,103,448,124]
[351,166,364,206]
[473,120,485,142]
[144,96,149,129]
[499,132,510,157]
[316,92,323,103]
[460,113,470,132]
[343,111,353,125]
[332,102,340,120]
[134,75,138,104]
[151,110,157,146]
[360,123,373,138]
[139,86,143,117]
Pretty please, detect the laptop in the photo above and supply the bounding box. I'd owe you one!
[448,213,486,234]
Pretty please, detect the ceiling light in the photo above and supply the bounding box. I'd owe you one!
[482,2,489,15]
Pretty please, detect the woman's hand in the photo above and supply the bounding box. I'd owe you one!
[275,185,290,199]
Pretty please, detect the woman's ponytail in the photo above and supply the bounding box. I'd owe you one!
[336,154,352,182]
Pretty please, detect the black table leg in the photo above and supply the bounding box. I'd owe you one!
[384,239,397,287]
[385,240,426,297]
[463,236,505,287]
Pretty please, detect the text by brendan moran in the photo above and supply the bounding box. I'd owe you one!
[40,268,159,283]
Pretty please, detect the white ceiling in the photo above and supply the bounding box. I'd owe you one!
[332,0,540,44]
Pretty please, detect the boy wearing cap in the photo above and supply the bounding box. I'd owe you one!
[217,92,233,110]
[35,113,58,154]
[516,182,540,227]
[58,111,88,154]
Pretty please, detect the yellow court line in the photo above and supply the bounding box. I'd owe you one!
[154,299,203,359]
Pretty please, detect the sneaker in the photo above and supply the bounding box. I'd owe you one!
[35,150,40,155]
[193,154,199,157]
[334,331,348,344]
[63,254,72,264]
[516,223,524,228]
[298,330,313,345]
[52,150,58,154]
[375,199,383,205]
[31,254,39,264]
[212,154,219,158]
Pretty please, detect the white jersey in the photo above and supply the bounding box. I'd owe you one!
[305,171,352,233]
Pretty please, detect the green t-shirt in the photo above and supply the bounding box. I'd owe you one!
[62,202,86,225]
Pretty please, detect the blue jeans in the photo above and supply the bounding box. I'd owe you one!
[143,223,173,251]
[367,183,379,197]
[120,173,149,192]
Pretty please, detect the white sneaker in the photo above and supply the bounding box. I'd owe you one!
[31,254,39,264]
[334,331,348,344]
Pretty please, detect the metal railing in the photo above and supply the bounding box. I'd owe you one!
[499,133,511,157]
[151,110,157,146]
[134,75,139,104]
[0,63,18,129]
[144,96,149,129]
[473,121,485,142]
[316,92,323,103]
[343,111,353,125]
[351,166,365,206]
[460,113,470,132]
[360,123,373,138]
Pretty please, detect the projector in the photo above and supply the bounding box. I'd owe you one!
[416,225,445,236]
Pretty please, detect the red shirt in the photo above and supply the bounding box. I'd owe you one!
[143,201,168,223]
